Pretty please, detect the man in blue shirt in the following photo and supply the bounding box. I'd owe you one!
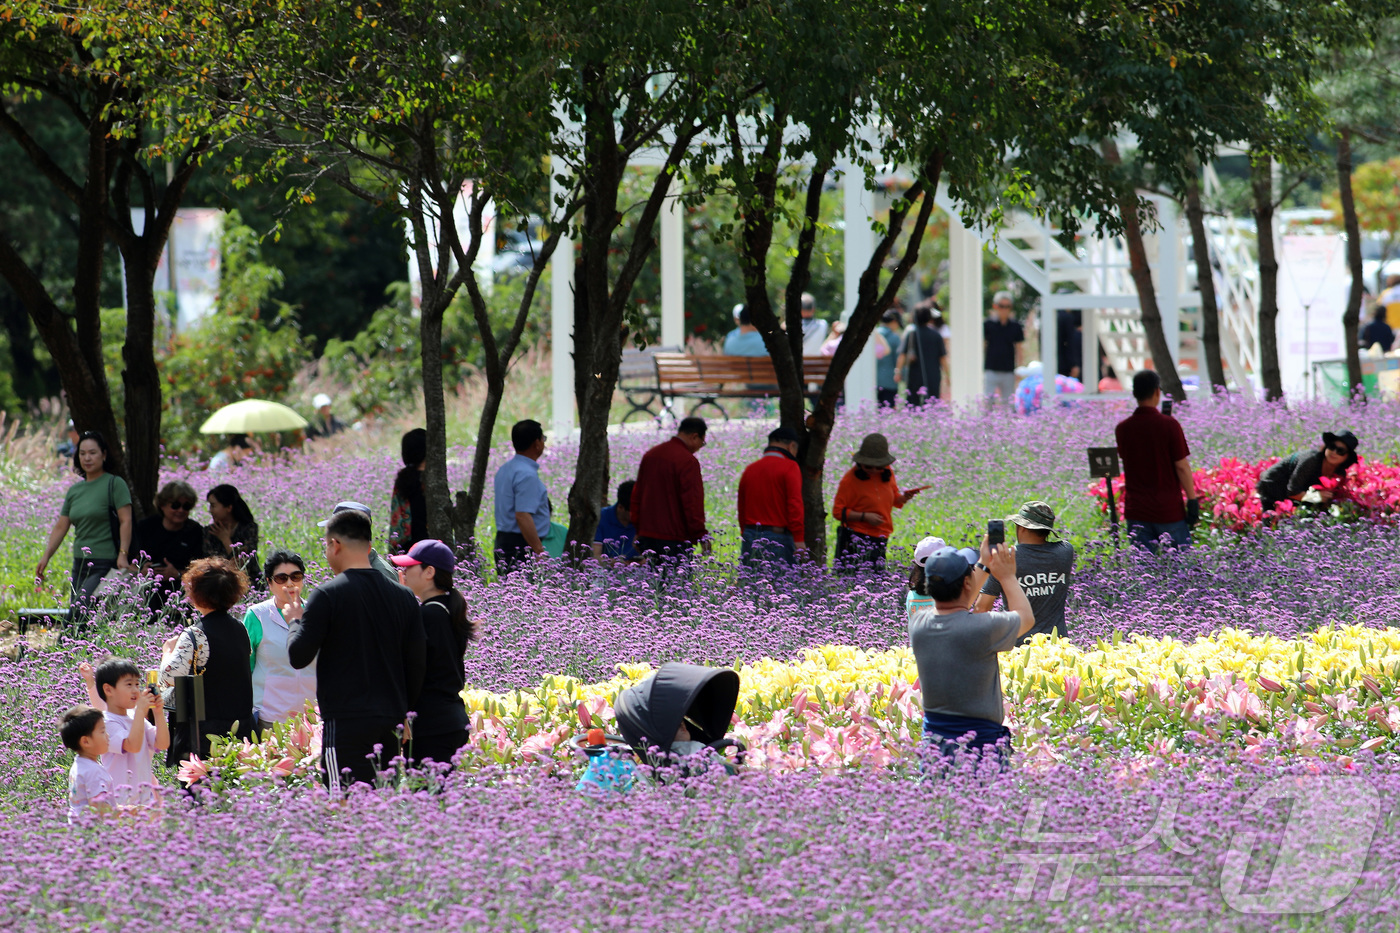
[493,420,550,576]
[592,480,638,563]
[723,305,768,356]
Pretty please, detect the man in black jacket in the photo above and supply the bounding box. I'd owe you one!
[287,508,426,791]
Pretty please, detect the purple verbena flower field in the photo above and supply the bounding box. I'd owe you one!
[1,398,1397,929]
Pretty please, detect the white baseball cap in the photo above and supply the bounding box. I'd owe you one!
[313,393,332,408]
[912,536,948,566]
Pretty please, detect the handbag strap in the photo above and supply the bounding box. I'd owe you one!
[107,475,120,548]
[187,626,209,676]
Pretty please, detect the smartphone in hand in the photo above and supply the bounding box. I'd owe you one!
[1162,399,1174,417]
[988,519,1005,551]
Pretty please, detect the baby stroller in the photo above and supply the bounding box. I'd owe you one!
[573,663,746,793]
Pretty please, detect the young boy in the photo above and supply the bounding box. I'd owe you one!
[60,705,110,822]
[93,658,170,806]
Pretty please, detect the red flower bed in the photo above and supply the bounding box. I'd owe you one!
[1089,455,1400,531]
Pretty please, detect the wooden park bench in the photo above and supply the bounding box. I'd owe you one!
[2,608,70,662]
[650,352,833,421]
[617,345,684,423]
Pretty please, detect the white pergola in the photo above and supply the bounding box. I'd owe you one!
[543,158,1210,434]
[547,167,998,435]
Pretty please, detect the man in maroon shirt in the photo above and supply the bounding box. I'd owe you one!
[631,417,710,563]
[1114,371,1199,553]
[737,426,807,569]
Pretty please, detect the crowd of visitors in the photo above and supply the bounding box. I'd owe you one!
[49,357,1371,810]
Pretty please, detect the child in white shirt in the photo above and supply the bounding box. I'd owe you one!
[60,705,111,822]
[92,658,170,807]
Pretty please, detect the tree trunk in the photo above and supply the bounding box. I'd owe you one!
[564,71,697,552]
[800,422,833,566]
[0,235,125,472]
[119,258,163,519]
[1250,153,1283,403]
[799,161,940,564]
[0,107,128,481]
[729,114,808,431]
[564,70,623,553]
[420,281,453,542]
[1101,139,1185,401]
[0,290,45,400]
[1184,169,1226,392]
[404,177,460,546]
[109,152,202,520]
[1337,130,1365,395]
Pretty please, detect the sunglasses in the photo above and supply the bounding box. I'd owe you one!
[1330,445,1349,457]
[271,571,305,585]
[169,501,196,511]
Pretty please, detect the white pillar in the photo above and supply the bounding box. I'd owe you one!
[660,175,685,348]
[1041,299,1058,398]
[948,211,984,403]
[550,166,575,436]
[842,167,877,407]
[1082,307,1100,392]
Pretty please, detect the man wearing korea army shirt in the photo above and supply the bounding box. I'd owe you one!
[975,501,1074,645]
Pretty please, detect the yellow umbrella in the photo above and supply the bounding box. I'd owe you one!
[199,399,309,434]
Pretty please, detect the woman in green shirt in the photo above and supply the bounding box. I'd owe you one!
[35,431,133,624]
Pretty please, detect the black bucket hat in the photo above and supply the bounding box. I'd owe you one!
[1322,430,1359,455]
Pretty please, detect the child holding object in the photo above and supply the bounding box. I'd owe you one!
[93,658,169,806]
[60,705,110,822]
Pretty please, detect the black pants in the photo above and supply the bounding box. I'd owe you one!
[834,527,888,573]
[69,557,116,629]
[877,387,898,408]
[322,717,402,792]
[636,537,696,563]
[408,728,469,769]
[494,531,533,577]
[636,537,695,582]
[906,374,941,406]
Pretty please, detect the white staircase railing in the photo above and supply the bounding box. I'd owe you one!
[937,187,1202,388]
[1200,164,1261,394]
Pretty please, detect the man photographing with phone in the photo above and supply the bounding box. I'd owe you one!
[907,531,1034,767]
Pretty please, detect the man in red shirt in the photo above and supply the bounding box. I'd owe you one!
[631,417,710,563]
[1114,371,1199,553]
[737,426,806,569]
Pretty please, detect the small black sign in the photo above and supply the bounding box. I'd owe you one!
[1087,446,1121,479]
